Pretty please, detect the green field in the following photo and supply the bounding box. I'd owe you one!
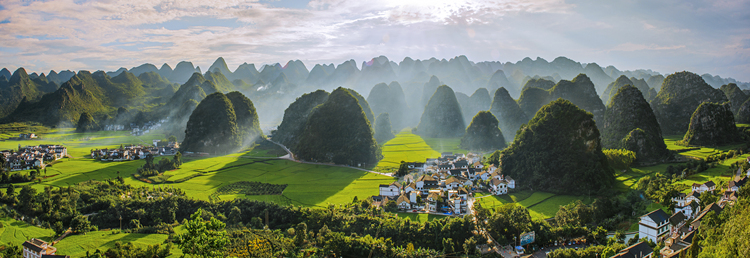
[0,128,393,207]
[474,191,593,220]
[422,137,467,154]
[54,230,180,257]
[0,218,54,245]
[374,130,441,172]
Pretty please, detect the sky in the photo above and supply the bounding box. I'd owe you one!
[0,0,748,81]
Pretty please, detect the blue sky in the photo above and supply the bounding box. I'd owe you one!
[0,0,748,81]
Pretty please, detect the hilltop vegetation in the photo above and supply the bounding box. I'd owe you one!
[651,71,728,135]
[417,85,466,138]
[373,113,395,145]
[499,99,614,194]
[295,87,382,165]
[490,87,529,142]
[366,82,408,130]
[273,90,330,148]
[601,85,670,163]
[181,92,260,154]
[459,111,506,151]
[0,68,56,118]
[680,102,740,146]
[516,74,606,125]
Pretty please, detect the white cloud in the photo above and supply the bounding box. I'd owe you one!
[0,0,747,81]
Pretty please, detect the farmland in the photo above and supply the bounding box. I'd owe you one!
[474,191,594,220]
[374,129,441,172]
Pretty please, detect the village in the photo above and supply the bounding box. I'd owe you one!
[89,140,179,162]
[370,151,750,258]
[0,144,67,171]
[372,152,514,216]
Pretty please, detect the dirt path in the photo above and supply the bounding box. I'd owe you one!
[265,139,393,177]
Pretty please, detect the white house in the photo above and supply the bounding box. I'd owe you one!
[490,171,502,181]
[404,182,417,194]
[445,177,462,190]
[639,209,670,242]
[427,192,441,212]
[478,171,490,181]
[490,178,508,195]
[691,181,715,193]
[22,238,60,258]
[379,182,401,197]
[397,195,411,210]
[505,176,515,189]
[409,191,418,203]
[728,177,747,192]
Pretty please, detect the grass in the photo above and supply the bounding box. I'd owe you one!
[474,190,592,220]
[0,217,54,245]
[54,230,181,257]
[422,137,467,155]
[0,128,389,208]
[374,130,441,172]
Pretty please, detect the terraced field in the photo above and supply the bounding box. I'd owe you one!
[474,191,593,220]
[374,130,441,172]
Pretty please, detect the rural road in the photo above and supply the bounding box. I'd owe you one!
[266,139,394,177]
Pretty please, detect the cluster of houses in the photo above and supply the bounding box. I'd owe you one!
[19,133,38,139]
[90,142,179,161]
[634,169,749,258]
[371,152,516,215]
[22,238,69,258]
[129,119,166,136]
[0,145,67,171]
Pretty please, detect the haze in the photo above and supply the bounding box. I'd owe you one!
[0,0,748,82]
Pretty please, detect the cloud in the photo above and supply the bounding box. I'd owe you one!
[0,0,747,81]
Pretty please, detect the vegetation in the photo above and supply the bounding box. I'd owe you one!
[416,85,465,138]
[182,92,260,154]
[680,102,740,146]
[272,90,329,148]
[490,87,529,142]
[366,82,408,130]
[602,85,670,163]
[719,83,748,115]
[374,130,440,172]
[459,111,506,151]
[517,74,606,124]
[295,87,382,166]
[225,91,263,144]
[650,71,728,134]
[603,149,636,170]
[213,181,287,197]
[373,113,395,145]
[500,99,614,194]
[76,112,100,133]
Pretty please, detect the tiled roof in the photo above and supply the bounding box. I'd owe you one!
[643,209,669,224]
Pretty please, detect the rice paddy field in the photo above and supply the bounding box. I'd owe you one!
[53,230,180,258]
[374,129,441,172]
[1,124,747,255]
[473,191,594,220]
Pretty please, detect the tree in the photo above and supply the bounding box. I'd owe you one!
[53,221,65,236]
[176,208,229,258]
[228,206,241,225]
[168,135,177,143]
[71,215,94,234]
[396,161,409,177]
[294,222,307,247]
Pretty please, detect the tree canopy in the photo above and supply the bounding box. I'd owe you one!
[416,85,465,138]
[500,98,614,194]
[459,111,506,151]
[294,87,382,166]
